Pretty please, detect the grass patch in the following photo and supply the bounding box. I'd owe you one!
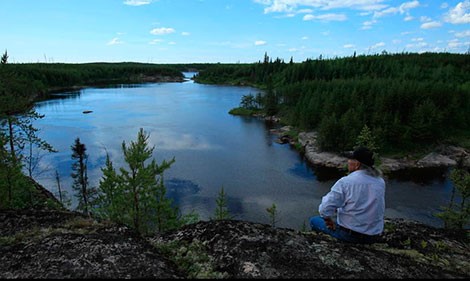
[153,240,228,279]
[229,107,259,116]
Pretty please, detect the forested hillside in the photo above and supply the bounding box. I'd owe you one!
[0,62,186,102]
[195,52,470,154]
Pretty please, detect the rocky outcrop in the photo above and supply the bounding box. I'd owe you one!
[0,209,184,279]
[295,131,470,173]
[0,209,468,279]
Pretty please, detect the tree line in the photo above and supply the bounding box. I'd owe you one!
[195,52,470,154]
[0,55,187,102]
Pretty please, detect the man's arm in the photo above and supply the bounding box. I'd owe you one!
[318,180,344,230]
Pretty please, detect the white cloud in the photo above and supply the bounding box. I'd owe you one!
[420,21,442,29]
[150,27,175,35]
[372,1,419,18]
[303,13,347,21]
[373,7,398,18]
[303,14,314,21]
[370,42,385,49]
[447,38,466,49]
[254,0,388,14]
[404,16,414,21]
[343,44,355,48]
[441,3,449,9]
[255,40,267,46]
[361,19,377,30]
[399,1,419,13]
[455,30,470,37]
[301,36,309,40]
[149,39,164,45]
[297,9,313,14]
[444,0,470,24]
[420,16,431,22]
[181,32,190,36]
[406,40,428,49]
[123,0,152,6]
[107,38,123,45]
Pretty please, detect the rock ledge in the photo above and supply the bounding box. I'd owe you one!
[0,209,468,279]
[294,130,470,173]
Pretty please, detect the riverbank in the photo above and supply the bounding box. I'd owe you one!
[270,125,470,175]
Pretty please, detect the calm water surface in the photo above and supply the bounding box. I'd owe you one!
[32,74,454,230]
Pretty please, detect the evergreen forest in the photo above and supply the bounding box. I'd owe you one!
[194,52,470,155]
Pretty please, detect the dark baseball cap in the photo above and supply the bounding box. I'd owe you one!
[345,146,374,167]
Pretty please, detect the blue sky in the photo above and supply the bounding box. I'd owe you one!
[1,0,469,63]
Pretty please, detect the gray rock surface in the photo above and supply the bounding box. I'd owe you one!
[296,131,470,173]
[0,209,468,279]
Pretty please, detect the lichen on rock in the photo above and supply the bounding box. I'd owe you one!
[0,209,468,279]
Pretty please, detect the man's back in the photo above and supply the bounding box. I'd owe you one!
[320,169,385,235]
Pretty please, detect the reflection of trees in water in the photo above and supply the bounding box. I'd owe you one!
[199,195,244,220]
[312,166,346,182]
[164,178,201,207]
[165,178,245,220]
[387,167,449,185]
[300,157,449,185]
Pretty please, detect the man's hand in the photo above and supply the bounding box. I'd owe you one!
[323,217,336,230]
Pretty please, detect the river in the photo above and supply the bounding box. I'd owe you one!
[31,73,454,230]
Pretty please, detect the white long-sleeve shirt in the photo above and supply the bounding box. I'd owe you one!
[319,169,386,235]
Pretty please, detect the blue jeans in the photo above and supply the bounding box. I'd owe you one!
[309,216,379,244]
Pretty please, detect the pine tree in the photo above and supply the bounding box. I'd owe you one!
[436,158,470,230]
[0,132,26,208]
[54,170,71,208]
[356,124,379,151]
[96,154,123,223]
[266,203,278,227]
[97,128,179,234]
[0,50,54,208]
[264,76,278,116]
[20,110,57,179]
[71,137,95,216]
[1,50,8,64]
[213,186,231,220]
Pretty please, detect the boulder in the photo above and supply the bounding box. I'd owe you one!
[417,153,457,168]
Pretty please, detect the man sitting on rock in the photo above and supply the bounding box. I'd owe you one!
[310,146,385,244]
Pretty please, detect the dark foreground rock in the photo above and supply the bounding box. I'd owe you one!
[0,209,468,279]
[0,209,184,279]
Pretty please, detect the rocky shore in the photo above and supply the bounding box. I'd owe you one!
[0,208,468,279]
[271,126,470,174]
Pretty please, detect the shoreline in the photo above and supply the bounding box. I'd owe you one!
[36,75,186,100]
[270,125,470,175]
